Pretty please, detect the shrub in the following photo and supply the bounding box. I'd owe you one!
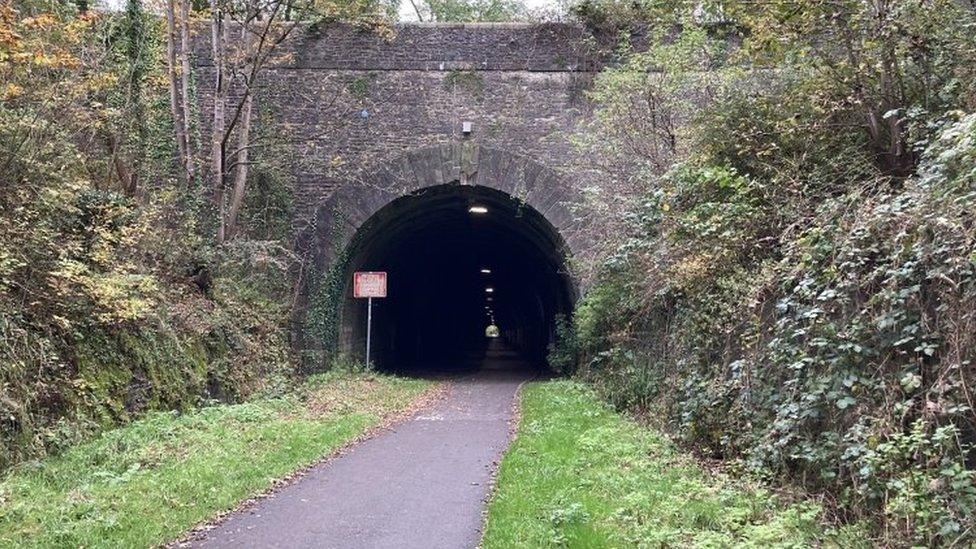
[573,111,976,544]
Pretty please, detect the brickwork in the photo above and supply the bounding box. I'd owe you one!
[193,22,608,345]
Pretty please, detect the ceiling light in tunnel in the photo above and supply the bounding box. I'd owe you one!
[468,205,488,214]
[480,268,491,274]
[485,287,494,293]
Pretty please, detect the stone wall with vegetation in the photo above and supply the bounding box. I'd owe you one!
[191,22,621,364]
[190,22,614,223]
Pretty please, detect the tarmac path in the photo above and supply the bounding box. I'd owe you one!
[192,350,530,549]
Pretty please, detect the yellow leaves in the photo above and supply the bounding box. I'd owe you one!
[372,21,396,43]
[9,49,81,69]
[50,258,160,326]
[6,50,28,63]
[0,3,21,52]
[0,20,21,64]
[670,252,716,290]
[147,71,170,92]
[82,71,121,95]
[19,13,57,31]
[1,8,86,73]
[64,10,99,41]
[51,315,72,330]
[87,273,159,324]
[2,82,22,99]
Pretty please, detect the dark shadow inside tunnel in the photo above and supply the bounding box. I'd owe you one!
[338,184,575,373]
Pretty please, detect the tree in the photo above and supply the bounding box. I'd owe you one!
[725,0,976,178]
[165,0,394,243]
[165,0,194,186]
[163,0,313,242]
[411,0,526,22]
[565,1,976,543]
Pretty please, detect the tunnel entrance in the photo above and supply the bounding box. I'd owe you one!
[337,184,575,373]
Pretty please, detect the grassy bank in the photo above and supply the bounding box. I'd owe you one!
[0,372,434,548]
[484,381,864,547]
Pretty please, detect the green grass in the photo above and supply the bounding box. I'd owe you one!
[484,380,864,548]
[0,372,433,548]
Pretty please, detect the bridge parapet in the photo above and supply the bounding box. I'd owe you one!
[193,22,625,72]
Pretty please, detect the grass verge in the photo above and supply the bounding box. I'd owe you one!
[484,380,866,548]
[0,372,435,548]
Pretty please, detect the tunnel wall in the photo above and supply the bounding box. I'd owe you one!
[193,22,611,226]
[192,23,611,362]
[295,144,586,363]
[335,183,576,369]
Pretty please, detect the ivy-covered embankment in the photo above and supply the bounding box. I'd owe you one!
[559,110,976,546]
[557,3,976,544]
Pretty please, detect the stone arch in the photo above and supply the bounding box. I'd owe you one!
[293,143,585,365]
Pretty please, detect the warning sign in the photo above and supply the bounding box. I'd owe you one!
[353,271,387,298]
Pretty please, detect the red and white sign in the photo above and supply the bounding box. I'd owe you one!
[354,271,387,298]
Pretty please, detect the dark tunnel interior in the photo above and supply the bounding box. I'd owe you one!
[339,184,575,373]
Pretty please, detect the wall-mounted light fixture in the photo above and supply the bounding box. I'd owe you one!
[468,205,488,214]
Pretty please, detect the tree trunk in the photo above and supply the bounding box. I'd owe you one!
[211,0,228,244]
[178,0,196,183]
[106,132,138,196]
[165,0,190,184]
[224,91,253,241]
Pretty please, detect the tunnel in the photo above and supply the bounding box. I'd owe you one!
[337,184,575,373]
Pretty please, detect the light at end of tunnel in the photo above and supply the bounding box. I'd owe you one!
[480,268,491,274]
[468,205,488,214]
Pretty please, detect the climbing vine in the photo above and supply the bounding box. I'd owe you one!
[444,69,485,98]
[302,204,352,371]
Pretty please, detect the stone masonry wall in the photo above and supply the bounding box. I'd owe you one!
[195,22,610,228]
[193,22,619,351]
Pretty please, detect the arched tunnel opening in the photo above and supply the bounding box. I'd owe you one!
[337,184,575,373]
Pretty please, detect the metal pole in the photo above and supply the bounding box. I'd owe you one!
[365,296,373,367]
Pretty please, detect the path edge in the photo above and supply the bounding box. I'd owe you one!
[477,374,535,548]
[167,379,451,548]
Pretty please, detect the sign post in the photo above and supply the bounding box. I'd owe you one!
[366,296,373,367]
[353,271,387,366]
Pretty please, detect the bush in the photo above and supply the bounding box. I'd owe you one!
[546,314,579,375]
[574,112,976,545]
[0,4,297,471]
